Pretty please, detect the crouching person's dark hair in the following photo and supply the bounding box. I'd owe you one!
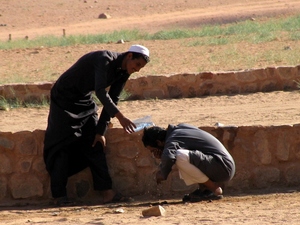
[142,126,167,148]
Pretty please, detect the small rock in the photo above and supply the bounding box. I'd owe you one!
[214,122,238,129]
[117,39,124,44]
[98,13,111,19]
[214,122,224,127]
[114,208,125,213]
[142,205,166,217]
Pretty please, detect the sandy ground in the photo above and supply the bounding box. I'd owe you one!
[1,0,300,41]
[1,191,300,225]
[1,0,300,84]
[2,90,300,133]
[1,0,300,224]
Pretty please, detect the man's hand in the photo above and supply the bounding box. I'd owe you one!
[115,112,136,133]
[156,170,165,184]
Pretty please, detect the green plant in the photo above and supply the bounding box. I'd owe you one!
[1,15,300,49]
[0,96,10,111]
[0,95,49,109]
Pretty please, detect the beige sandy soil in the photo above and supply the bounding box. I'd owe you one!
[1,90,300,132]
[1,0,300,224]
[1,191,300,225]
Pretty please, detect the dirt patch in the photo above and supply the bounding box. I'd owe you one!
[2,90,300,132]
[1,0,300,224]
[1,0,300,40]
[1,0,300,84]
[1,190,300,225]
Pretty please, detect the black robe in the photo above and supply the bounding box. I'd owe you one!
[44,50,130,172]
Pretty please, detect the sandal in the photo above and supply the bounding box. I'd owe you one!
[182,188,203,202]
[54,196,75,206]
[104,192,134,204]
[182,189,223,203]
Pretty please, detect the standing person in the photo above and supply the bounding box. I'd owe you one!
[43,45,150,205]
[142,123,235,202]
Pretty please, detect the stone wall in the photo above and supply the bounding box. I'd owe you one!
[1,66,300,206]
[125,66,300,100]
[1,124,300,205]
[0,65,299,102]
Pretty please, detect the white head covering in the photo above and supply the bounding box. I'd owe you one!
[128,44,149,57]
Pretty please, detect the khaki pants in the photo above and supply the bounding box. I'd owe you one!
[175,149,209,186]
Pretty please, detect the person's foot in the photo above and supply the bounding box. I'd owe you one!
[182,189,223,202]
[100,189,116,203]
[203,179,223,196]
[100,189,134,204]
[53,196,75,206]
[214,187,223,196]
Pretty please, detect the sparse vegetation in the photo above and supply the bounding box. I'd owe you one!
[1,15,300,49]
[1,15,300,85]
[0,95,50,110]
[0,90,131,110]
[1,15,300,107]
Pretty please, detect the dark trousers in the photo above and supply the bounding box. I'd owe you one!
[49,133,112,198]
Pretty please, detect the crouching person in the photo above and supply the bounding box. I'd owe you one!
[142,123,235,202]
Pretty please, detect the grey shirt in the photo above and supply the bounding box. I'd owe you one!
[160,123,235,182]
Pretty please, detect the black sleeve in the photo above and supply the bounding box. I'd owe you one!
[96,74,129,135]
[160,157,176,180]
[159,143,178,180]
[94,63,120,117]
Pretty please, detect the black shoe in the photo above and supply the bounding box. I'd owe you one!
[104,193,134,204]
[54,196,75,206]
[182,188,203,202]
[182,189,223,203]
